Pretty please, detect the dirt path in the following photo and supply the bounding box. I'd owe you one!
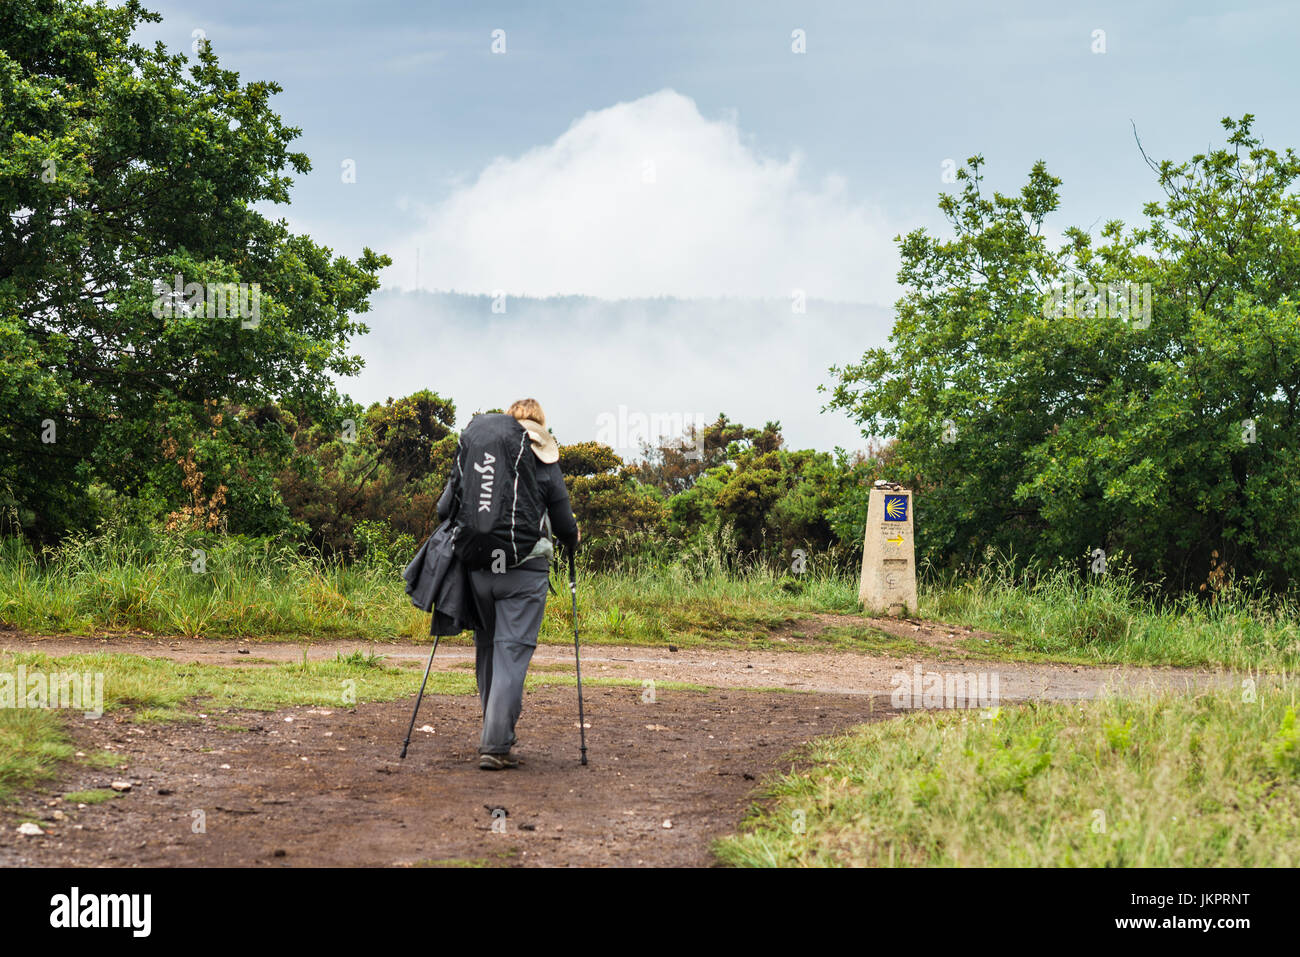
[0,686,895,867]
[2,631,1242,700]
[0,631,1247,867]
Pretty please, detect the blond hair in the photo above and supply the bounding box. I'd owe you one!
[506,398,545,426]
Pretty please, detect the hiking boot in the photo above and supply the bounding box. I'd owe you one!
[478,752,520,771]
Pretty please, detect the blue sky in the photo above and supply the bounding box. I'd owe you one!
[134,1,1300,451]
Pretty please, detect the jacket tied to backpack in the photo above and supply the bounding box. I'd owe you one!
[402,520,481,635]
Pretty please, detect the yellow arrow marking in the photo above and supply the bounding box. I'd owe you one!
[886,535,904,545]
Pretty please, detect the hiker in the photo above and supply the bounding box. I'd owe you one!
[435,399,579,770]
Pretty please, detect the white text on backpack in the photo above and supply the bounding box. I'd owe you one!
[474,452,496,512]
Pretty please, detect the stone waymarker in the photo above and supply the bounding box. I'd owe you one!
[858,485,917,615]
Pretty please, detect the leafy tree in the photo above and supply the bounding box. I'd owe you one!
[0,0,388,539]
[826,116,1300,590]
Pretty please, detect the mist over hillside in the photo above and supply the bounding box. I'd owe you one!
[340,290,892,457]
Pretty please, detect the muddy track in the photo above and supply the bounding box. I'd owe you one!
[0,686,896,867]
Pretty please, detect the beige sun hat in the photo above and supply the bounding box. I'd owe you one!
[518,418,559,464]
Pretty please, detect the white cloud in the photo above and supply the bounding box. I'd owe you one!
[390,89,897,304]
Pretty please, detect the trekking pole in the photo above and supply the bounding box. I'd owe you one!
[400,616,441,760]
[568,549,588,766]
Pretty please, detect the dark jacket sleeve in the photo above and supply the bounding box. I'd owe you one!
[436,449,462,522]
[536,461,578,549]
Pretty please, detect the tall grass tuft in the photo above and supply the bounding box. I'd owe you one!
[3,528,1300,667]
[0,527,858,648]
[0,526,425,640]
[923,555,1300,669]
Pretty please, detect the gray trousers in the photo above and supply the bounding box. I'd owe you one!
[469,566,550,754]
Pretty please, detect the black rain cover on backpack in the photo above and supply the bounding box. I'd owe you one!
[450,413,546,570]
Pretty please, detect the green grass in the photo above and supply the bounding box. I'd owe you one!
[5,530,1300,669]
[536,561,859,649]
[0,649,687,725]
[63,788,122,805]
[0,709,75,804]
[924,563,1300,670]
[0,530,857,648]
[715,683,1300,867]
[812,624,932,656]
[0,531,427,640]
[80,749,123,768]
[13,650,479,723]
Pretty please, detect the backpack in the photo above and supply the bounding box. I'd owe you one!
[449,413,546,570]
